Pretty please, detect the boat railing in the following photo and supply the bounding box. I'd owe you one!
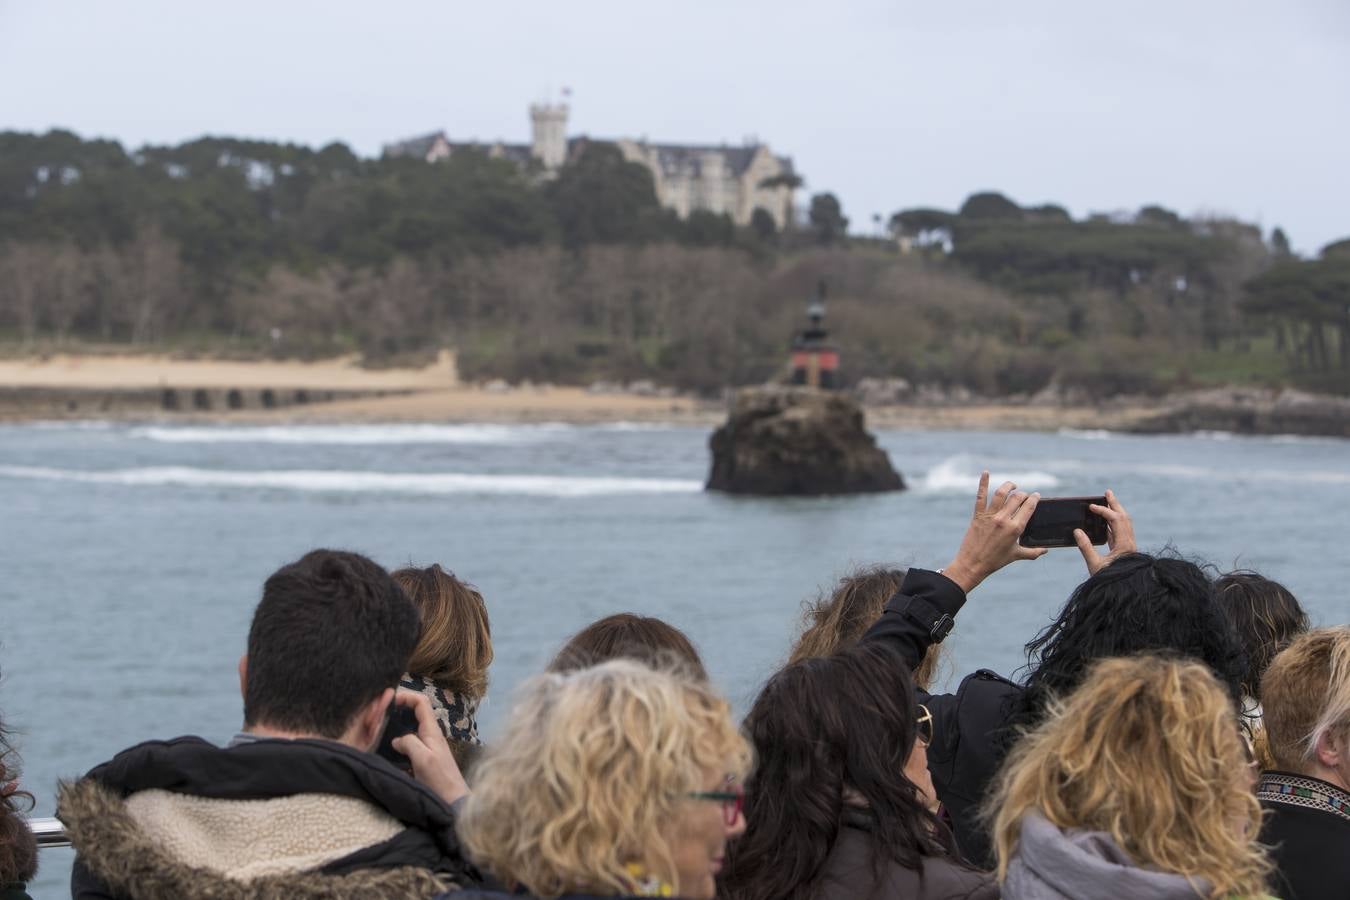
[29,816,70,849]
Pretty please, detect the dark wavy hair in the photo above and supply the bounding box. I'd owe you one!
[1213,570,1308,702]
[720,641,956,900]
[1,711,38,885]
[1001,553,1246,753]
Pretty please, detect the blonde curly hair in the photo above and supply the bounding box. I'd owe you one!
[987,655,1272,900]
[457,659,751,898]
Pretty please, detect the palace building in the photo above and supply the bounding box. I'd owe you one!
[383,101,798,230]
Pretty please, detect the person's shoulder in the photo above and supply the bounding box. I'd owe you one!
[958,669,1019,691]
[918,854,1000,897]
[953,669,1021,710]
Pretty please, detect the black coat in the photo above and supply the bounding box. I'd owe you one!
[862,569,1023,868]
[60,735,474,900]
[1257,771,1350,900]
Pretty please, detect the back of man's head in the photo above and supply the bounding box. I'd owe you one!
[1262,626,1350,773]
[243,549,420,739]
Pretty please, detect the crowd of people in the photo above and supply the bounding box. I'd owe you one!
[1,473,1347,899]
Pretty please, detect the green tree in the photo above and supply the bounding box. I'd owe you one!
[808,192,848,245]
[682,210,735,247]
[958,191,1022,220]
[545,142,668,247]
[1270,227,1293,259]
[749,207,777,242]
[888,207,956,245]
[1136,205,1186,229]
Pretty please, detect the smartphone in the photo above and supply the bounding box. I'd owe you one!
[375,702,420,770]
[1019,496,1109,548]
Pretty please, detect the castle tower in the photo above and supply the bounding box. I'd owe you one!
[529,101,570,171]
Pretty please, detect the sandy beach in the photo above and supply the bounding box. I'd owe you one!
[0,350,1157,430]
[0,349,461,390]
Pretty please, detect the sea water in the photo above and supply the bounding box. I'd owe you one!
[2,421,1349,897]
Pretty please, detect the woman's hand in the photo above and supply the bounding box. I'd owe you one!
[941,471,1047,594]
[1073,489,1136,576]
[392,689,470,806]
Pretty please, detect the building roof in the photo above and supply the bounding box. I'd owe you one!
[449,142,534,165]
[627,142,794,178]
[382,131,446,159]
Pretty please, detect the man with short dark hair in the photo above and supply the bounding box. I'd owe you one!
[59,550,473,899]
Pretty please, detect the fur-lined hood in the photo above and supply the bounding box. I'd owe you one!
[59,735,469,900]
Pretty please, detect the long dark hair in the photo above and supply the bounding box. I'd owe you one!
[1,713,37,885]
[1213,570,1308,702]
[720,641,953,900]
[1002,553,1247,753]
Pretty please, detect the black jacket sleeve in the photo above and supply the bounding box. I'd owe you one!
[860,568,967,790]
[860,568,968,669]
[861,567,1023,867]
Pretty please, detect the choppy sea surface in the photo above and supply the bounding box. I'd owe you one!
[3,420,1349,897]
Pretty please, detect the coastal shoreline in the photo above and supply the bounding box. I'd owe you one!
[0,352,1346,436]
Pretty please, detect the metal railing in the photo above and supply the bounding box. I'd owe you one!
[29,816,70,849]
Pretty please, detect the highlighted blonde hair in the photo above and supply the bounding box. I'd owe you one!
[1261,626,1350,771]
[457,660,751,898]
[988,655,1271,900]
[789,566,945,690]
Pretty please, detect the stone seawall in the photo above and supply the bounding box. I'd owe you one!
[0,386,411,420]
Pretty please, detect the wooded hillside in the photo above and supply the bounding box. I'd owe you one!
[2,130,1346,395]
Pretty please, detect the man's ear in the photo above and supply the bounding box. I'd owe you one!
[238,655,248,701]
[1315,727,1346,770]
[355,687,396,752]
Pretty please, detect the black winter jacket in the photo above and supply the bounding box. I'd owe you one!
[862,568,1023,868]
[59,735,473,900]
[1257,771,1350,900]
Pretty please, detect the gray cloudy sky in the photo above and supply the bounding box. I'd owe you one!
[3,0,1347,252]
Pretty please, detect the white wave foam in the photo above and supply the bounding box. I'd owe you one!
[919,457,1062,494]
[0,465,702,497]
[130,423,577,446]
[1057,428,1116,441]
[20,420,118,431]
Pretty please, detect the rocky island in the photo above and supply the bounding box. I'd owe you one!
[706,386,905,496]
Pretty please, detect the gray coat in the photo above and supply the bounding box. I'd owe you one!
[1002,814,1211,900]
[813,824,999,900]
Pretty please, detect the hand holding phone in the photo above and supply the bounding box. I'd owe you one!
[375,702,421,771]
[1019,496,1109,549]
[1071,490,1136,575]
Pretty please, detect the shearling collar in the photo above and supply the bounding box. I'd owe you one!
[59,778,457,900]
[58,735,471,899]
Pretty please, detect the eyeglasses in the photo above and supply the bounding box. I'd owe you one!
[688,777,745,826]
[916,704,934,748]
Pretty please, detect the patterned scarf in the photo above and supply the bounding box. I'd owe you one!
[399,673,482,745]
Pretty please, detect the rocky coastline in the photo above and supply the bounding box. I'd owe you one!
[0,355,1347,437]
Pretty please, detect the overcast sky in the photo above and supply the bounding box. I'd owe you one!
[3,0,1347,253]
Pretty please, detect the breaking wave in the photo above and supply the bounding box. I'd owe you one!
[918,456,1062,493]
[0,465,702,498]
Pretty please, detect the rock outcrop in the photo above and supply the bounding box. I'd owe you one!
[706,387,905,495]
[1127,388,1350,437]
